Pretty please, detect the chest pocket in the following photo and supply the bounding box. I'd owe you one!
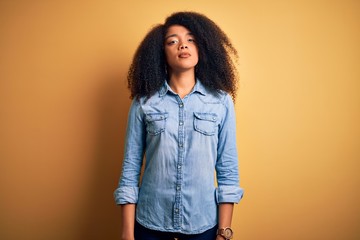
[193,112,218,136]
[145,112,168,136]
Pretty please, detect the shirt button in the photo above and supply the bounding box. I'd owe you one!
[179,121,183,126]
[177,165,181,169]
[175,208,179,213]
[176,185,181,190]
[179,103,183,108]
[179,143,183,148]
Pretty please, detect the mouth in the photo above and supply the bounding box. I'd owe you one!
[178,52,191,58]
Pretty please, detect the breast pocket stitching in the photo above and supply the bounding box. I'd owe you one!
[193,112,218,136]
[145,112,168,136]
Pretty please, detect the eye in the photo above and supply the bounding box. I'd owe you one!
[167,39,179,45]
[188,38,196,43]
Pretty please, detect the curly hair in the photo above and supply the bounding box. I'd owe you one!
[127,11,239,100]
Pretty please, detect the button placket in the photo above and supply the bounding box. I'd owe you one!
[174,97,185,229]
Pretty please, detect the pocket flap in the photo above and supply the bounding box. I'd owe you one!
[145,112,168,122]
[193,112,217,122]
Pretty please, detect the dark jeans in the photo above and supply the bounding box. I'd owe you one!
[134,221,218,240]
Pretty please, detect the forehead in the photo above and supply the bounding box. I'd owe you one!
[165,25,193,37]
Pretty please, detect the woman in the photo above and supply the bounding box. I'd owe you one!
[114,11,243,240]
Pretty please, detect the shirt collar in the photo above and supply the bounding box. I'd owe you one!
[159,79,207,97]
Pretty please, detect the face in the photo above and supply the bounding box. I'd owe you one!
[164,25,199,74]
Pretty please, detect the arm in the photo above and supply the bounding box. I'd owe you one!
[114,100,145,239]
[218,203,234,228]
[216,94,243,203]
[216,95,244,239]
[121,204,136,240]
[216,203,234,240]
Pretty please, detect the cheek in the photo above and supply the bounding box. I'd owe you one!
[194,50,199,63]
[164,48,175,60]
[193,47,199,59]
[164,51,170,64]
[165,54,173,66]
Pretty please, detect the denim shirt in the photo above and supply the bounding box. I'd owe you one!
[114,80,243,234]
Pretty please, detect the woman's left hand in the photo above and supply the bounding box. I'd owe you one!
[216,235,225,240]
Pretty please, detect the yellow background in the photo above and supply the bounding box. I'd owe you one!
[1,0,359,239]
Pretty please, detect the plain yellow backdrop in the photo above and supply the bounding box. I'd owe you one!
[1,0,359,239]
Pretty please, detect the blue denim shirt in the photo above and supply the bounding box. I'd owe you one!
[114,80,243,234]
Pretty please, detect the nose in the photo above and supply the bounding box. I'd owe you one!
[179,43,188,49]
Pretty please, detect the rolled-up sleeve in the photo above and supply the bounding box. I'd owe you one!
[215,94,244,203]
[216,185,243,203]
[114,186,139,204]
[114,99,145,205]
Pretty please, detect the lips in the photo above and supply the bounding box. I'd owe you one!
[179,52,191,58]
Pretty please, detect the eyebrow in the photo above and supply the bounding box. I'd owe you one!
[165,32,194,40]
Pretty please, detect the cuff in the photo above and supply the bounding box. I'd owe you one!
[216,185,244,204]
[114,186,139,204]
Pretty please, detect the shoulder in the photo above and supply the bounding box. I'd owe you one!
[195,79,233,105]
[133,81,167,106]
[197,88,233,108]
[133,90,163,105]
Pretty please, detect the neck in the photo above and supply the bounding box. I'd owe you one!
[168,70,196,99]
